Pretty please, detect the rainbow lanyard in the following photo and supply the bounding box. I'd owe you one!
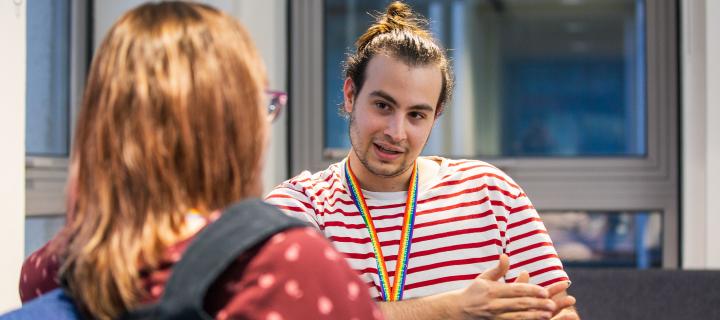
[344,160,419,301]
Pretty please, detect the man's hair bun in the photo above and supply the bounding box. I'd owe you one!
[386,1,412,20]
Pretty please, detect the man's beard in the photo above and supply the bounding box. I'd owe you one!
[348,110,413,178]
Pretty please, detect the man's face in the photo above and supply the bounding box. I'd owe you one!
[344,54,442,178]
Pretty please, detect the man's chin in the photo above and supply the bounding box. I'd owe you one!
[367,161,409,178]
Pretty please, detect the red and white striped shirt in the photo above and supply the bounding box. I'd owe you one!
[265,157,569,300]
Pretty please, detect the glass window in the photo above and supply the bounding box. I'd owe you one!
[296,0,677,266]
[26,0,71,156]
[323,0,646,157]
[542,211,662,268]
[25,215,65,258]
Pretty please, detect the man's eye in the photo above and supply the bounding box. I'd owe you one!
[409,112,426,119]
[375,102,390,110]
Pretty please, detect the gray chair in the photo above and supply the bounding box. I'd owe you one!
[566,268,720,320]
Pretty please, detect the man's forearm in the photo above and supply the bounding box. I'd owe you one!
[378,290,463,320]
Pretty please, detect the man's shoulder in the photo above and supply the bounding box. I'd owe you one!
[271,161,345,195]
[442,158,506,176]
[436,157,522,192]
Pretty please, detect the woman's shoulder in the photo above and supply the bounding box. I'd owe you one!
[209,227,383,319]
[19,240,63,303]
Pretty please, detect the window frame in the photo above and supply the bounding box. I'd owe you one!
[290,0,679,267]
[25,0,89,217]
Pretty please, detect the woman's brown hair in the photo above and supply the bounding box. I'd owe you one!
[56,2,267,318]
[343,1,454,117]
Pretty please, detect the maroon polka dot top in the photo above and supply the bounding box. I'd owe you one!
[20,227,383,320]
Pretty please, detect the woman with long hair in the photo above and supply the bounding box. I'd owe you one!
[17,2,381,319]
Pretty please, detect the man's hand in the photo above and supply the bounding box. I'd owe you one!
[550,308,580,320]
[452,254,556,320]
[378,254,576,320]
[515,268,579,319]
[547,282,579,319]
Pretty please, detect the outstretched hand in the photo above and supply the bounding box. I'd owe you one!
[452,254,556,320]
[514,270,579,320]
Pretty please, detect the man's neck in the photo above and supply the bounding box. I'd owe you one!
[347,151,414,192]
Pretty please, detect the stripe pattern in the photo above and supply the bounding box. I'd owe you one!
[266,157,569,300]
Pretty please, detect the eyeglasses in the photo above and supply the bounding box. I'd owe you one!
[266,90,287,123]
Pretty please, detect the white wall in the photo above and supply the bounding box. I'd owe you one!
[94,0,289,193]
[0,0,26,312]
[704,0,720,267]
[682,0,720,269]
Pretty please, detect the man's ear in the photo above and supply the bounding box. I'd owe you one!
[343,77,355,114]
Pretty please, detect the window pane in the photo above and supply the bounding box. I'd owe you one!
[25,215,65,258]
[323,0,646,157]
[542,211,662,268]
[26,0,71,156]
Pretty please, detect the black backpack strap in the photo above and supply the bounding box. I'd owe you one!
[121,198,307,320]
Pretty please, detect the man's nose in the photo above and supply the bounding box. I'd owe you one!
[384,115,407,142]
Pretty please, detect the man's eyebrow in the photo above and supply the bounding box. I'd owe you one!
[369,90,397,105]
[409,104,435,113]
[369,90,436,112]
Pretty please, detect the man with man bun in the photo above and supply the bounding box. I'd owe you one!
[266,1,579,319]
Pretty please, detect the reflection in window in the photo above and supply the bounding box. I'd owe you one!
[324,0,646,157]
[541,211,662,268]
[26,0,71,156]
